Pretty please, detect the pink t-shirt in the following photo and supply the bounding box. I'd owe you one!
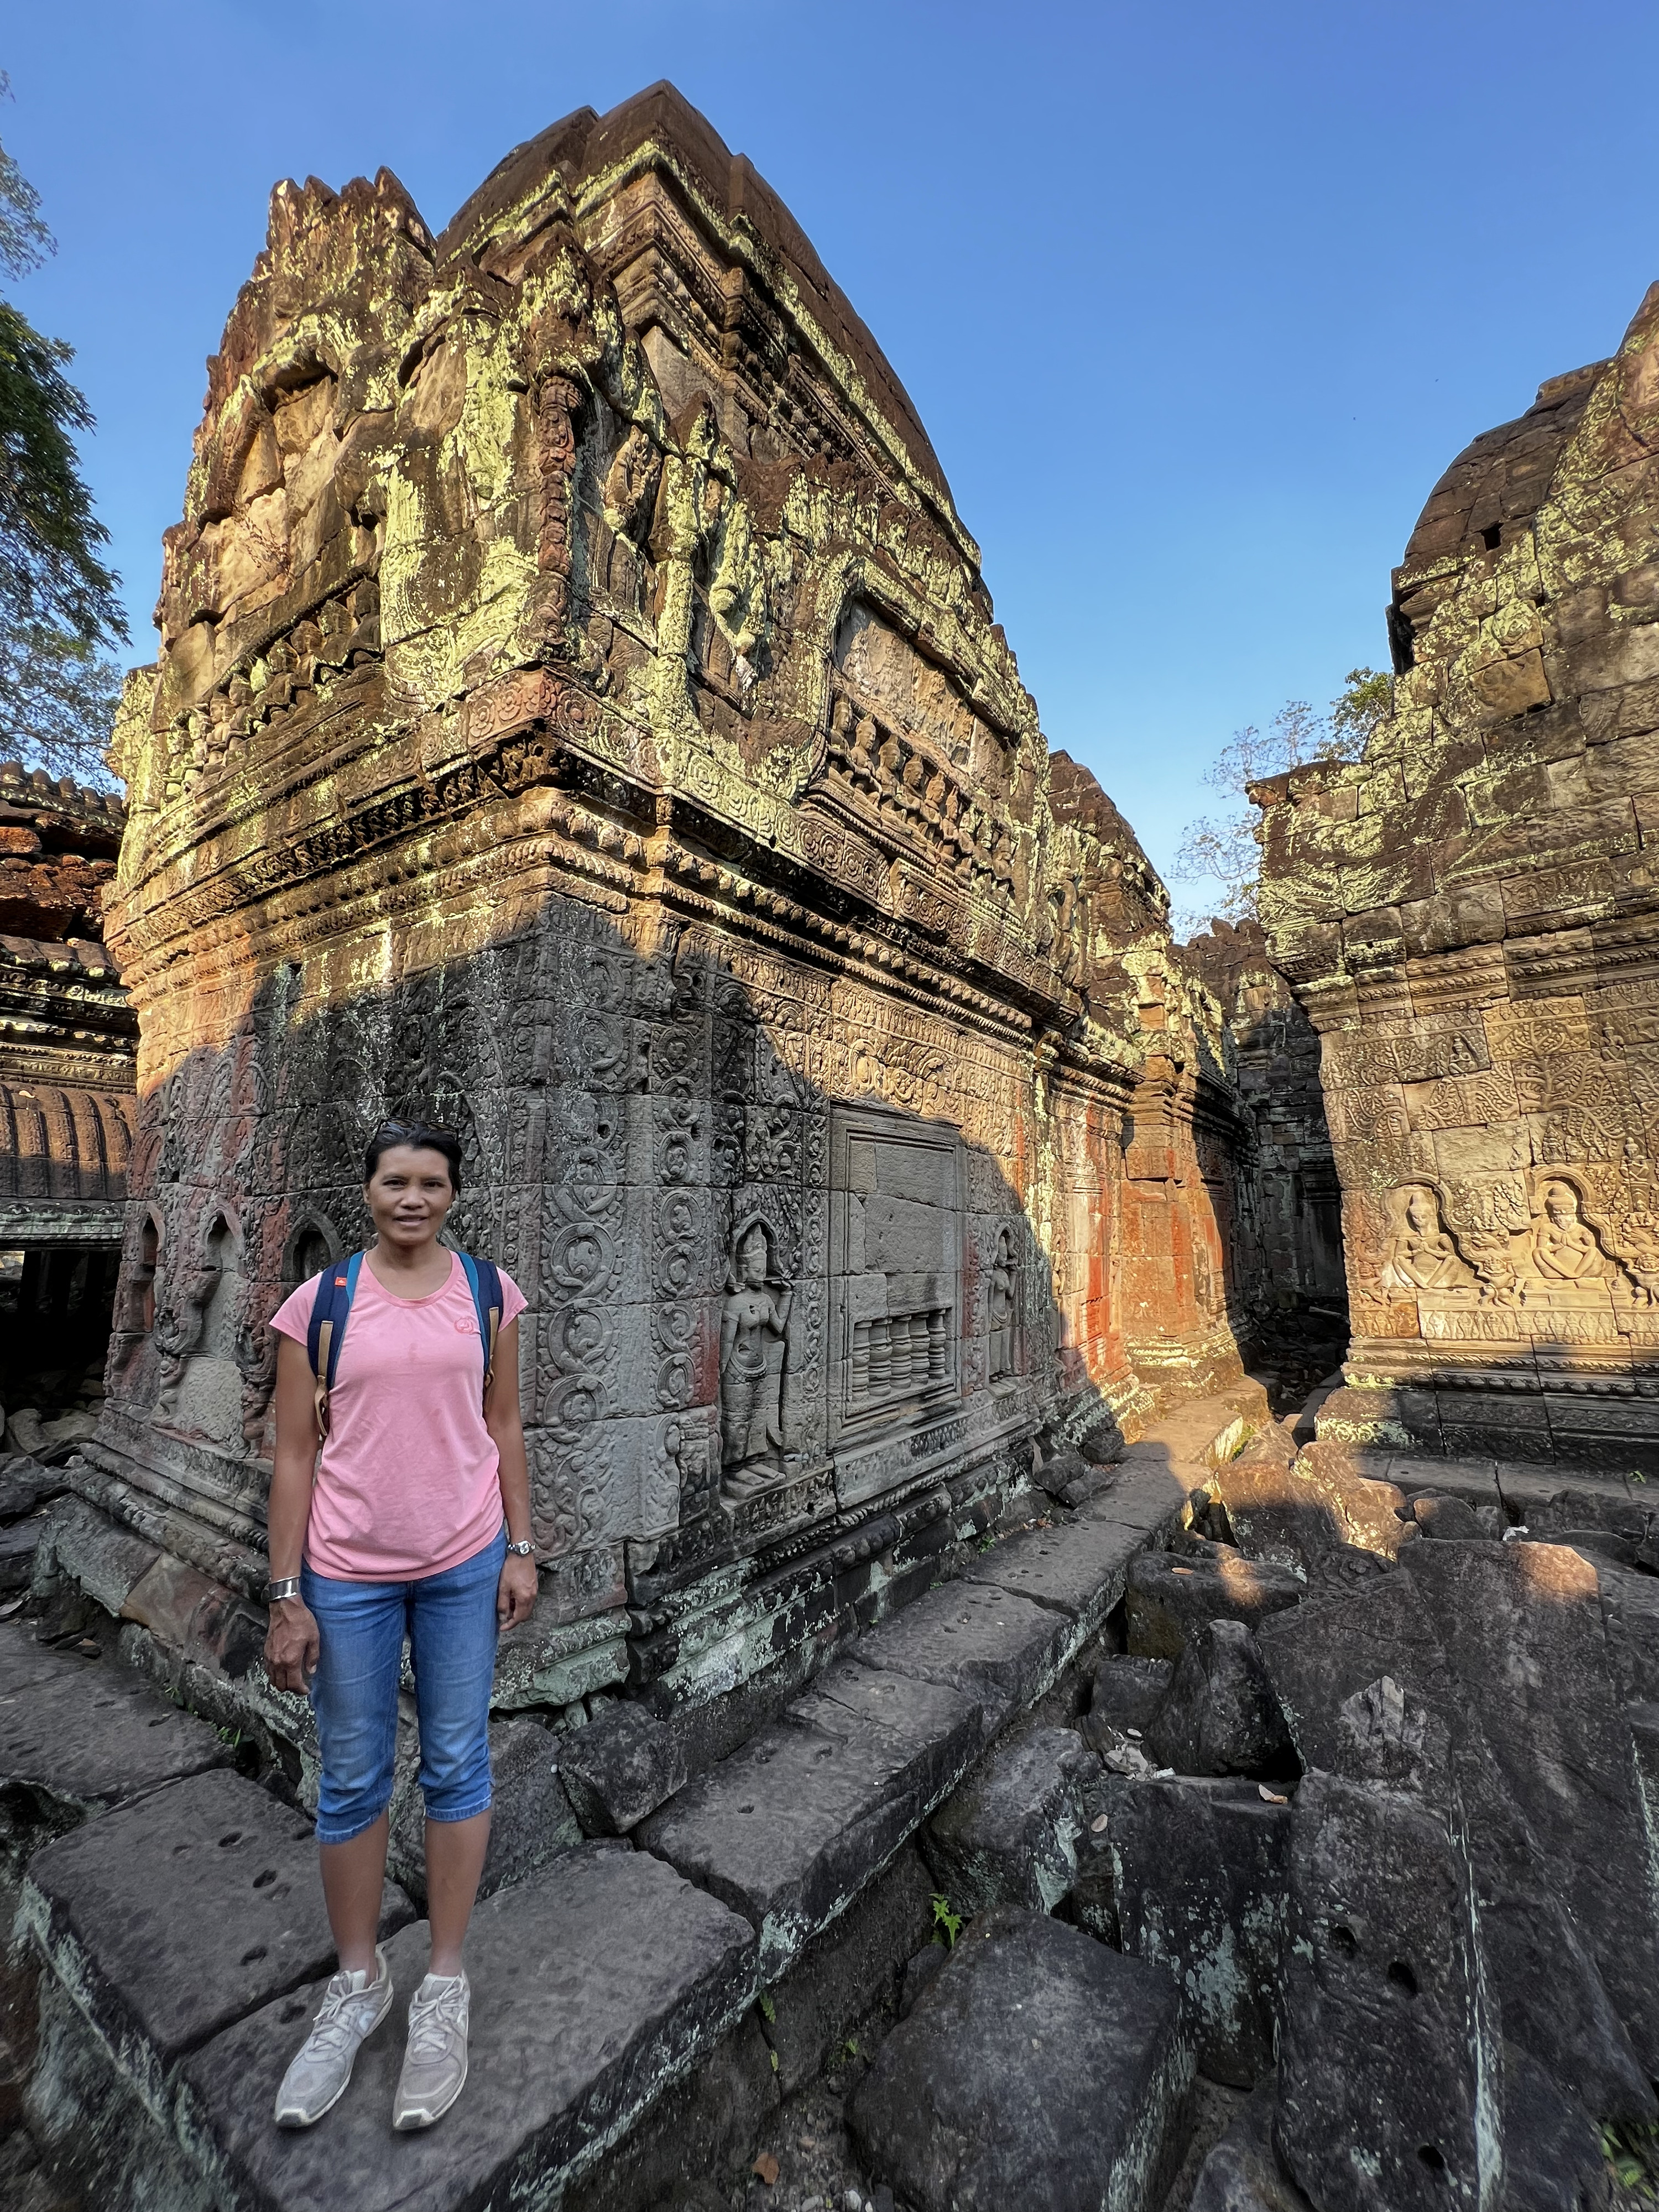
[269,1252,527,1583]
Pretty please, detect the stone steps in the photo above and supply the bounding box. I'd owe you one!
[8,1384,1263,2212]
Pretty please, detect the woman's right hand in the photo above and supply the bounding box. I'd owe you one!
[263,1598,320,1694]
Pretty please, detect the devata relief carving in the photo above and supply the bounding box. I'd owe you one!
[1259,293,1659,1468]
[719,1215,792,1500]
[61,85,1340,1733]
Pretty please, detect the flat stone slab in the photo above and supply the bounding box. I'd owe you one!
[176,1844,758,2212]
[0,1636,229,1817]
[853,1580,1074,1739]
[963,1515,1146,1634]
[639,1661,980,1976]
[847,1906,1192,2212]
[22,1768,413,2121]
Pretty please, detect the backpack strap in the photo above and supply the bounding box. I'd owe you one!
[457,1251,503,1402]
[305,1251,363,1438]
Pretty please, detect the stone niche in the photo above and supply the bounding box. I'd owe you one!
[62,84,1322,1749]
[1257,290,1659,1469]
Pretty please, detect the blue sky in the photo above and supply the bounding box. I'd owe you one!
[7,2,1659,905]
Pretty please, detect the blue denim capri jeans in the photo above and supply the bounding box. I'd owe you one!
[302,1527,505,1845]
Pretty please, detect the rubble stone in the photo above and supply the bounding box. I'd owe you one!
[847,1907,1191,2212]
[1126,1543,1303,1659]
[557,1702,690,1835]
[921,1723,1092,1914]
[1142,1620,1295,1779]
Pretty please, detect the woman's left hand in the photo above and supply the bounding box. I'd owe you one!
[498,1551,538,1630]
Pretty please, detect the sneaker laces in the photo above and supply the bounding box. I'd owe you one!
[304,1969,379,2060]
[405,1977,466,2062]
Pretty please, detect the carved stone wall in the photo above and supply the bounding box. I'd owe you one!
[82,86,1291,1725]
[1257,290,1659,1469]
[0,760,136,1414]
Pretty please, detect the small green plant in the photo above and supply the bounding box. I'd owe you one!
[839,2036,859,2062]
[1629,1470,1649,1486]
[758,1992,775,2024]
[931,1892,962,1948]
[216,1726,243,1747]
[977,1534,996,1554]
[1604,2120,1659,2197]
[769,2048,779,2074]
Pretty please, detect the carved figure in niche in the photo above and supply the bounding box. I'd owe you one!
[1380,1186,1470,1293]
[1460,1232,1522,1309]
[720,1217,792,1500]
[1618,1211,1659,1306]
[1529,1181,1604,1286]
[988,1229,1018,1381]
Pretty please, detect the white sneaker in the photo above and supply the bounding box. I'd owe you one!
[393,1970,470,2131]
[273,1948,394,2127]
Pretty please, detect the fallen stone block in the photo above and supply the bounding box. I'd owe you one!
[557,1700,690,1835]
[854,1578,1076,1740]
[1189,2085,1312,2212]
[33,1493,160,1618]
[922,1723,1092,1915]
[21,1767,414,2123]
[1260,1568,1656,2124]
[1099,1773,1290,2088]
[0,1629,231,1834]
[638,1660,980,1976]
[1501,2041,1613,2212]
[1402,1539,1659,2078]
[759,1844,934,2095]
[1592,1552,1659,1703]
[0,1452,65,1521]
[847,1907,1192,2212]
[0,1515,43,1590]
[177,1843,758,2212]
[1215,1448,1411,1573]
[1275,1769,1500,2212]
[1143,1620,1294,1780]
[1407,1494,1483,1541]
[1082,1653,1173,1747]
[1126,1543,1303,1660]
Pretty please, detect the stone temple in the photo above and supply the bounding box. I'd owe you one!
[62,83,1335,1736]
[9,79,1659,2212]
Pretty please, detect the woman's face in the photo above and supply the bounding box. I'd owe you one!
[365,1145,455,1248]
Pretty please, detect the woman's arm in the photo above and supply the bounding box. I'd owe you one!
[485,1317,537,1629]
[262,1332,322,1692]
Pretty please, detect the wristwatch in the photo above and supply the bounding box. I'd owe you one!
[505,1537,534,1557]
[265,1576,301,1604]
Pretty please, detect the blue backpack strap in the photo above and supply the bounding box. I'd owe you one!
[457,1251,503,1399]
[305,1251,363,1436]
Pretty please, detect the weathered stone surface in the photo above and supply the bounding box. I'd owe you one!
[854,1579,1075,1739]
[21,1768,413,2121]
[1501,2041,1613,2212]
[1142,1620,1294,1780]
[847,1908,1192,2212]
[1188,2087,1312,2212]
[1082,1653,1174,1744]
[177,1844,758,2212]
[0,1626,229,1822]
[1401,1539,1659,2076]
[922,1723,1092,1915]
[1259,1554,1657,2122]
[557,1701,690,1835]
[1407,1493,1482,1541]
[759,1843,934,2095]
[1126,1544,1303,1659]
[1214,1448,1410,1573]
[1098,1774,1290,2088]
[638,1660,980,1975]
[1275,1769,1500,2212]
[388,1715,581,1905]
[0,1454,64,1521]
[963,1512,1147,1637]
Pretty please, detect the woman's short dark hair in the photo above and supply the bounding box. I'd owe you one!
[363,1119,463,1193]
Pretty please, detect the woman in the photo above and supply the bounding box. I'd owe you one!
[262,1119,537,2131]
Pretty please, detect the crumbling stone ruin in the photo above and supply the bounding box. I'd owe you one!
[8,78,1659,2212]
[0,760,134,1477]
[1257,304,1659,1468]
[57,82,1331,1740]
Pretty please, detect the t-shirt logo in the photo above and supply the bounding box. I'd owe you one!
[455,1317,478,1334]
